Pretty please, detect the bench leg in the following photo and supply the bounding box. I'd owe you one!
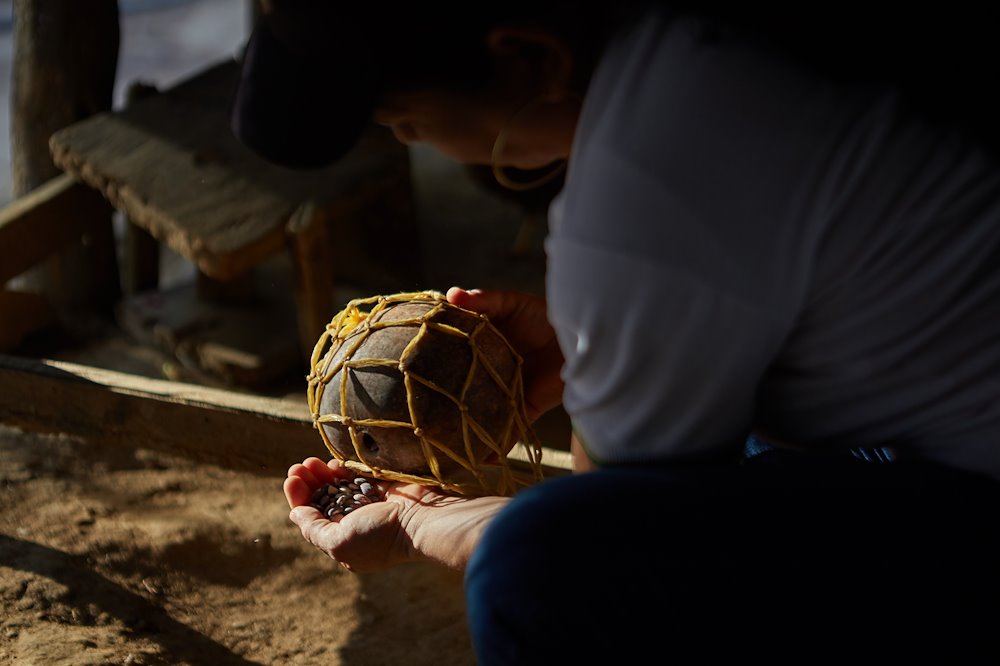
[287,202,334,366]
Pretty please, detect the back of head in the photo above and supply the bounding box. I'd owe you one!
[233,1,1000,167]
[231,0,626,169]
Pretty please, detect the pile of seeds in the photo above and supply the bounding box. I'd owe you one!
[310,476,384,519]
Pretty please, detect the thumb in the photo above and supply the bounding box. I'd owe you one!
[290,505,340,550]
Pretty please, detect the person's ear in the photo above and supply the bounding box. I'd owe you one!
[485,26,575,100]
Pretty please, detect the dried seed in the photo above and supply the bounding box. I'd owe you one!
[310,477,384,519]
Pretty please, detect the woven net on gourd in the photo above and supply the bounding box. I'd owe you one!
[307,290,544,497]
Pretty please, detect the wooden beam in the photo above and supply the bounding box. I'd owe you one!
[0,354,572,478]
[0,173,111,285]
[0,353,316,475]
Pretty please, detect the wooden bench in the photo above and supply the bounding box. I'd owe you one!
[47,58,420,386]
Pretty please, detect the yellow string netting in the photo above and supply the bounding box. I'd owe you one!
[306,290,545,497]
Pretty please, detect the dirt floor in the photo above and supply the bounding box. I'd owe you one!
[0,134,563,664]
[0,0,566,661]
[0,423,475,666]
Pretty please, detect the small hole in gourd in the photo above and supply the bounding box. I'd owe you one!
[362,432,379,453]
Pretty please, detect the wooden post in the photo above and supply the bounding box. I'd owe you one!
[9,0,121,318]
[121,81,161,296]
[286,202,334,367]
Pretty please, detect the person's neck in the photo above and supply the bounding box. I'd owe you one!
[503,95,580,169]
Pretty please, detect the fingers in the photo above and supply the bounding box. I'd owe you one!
[446,286,481,309]
[447,286,513,320]
[283,475,313,509]
[325,457,358,480]
[288,485,409,573]
[287,462,320,488]
[286,457,349,508]
[287,457,347,484]
[302,457,338,483]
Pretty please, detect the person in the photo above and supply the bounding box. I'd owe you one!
[230,1,1000,661]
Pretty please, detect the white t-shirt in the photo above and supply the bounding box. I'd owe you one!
[545,9,1000,478]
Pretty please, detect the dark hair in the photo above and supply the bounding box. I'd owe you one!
[233,1,1000,168]
[360,3,636,94]
[231,1,639,168]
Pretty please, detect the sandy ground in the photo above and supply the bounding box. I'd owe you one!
[0,423,475,666]
[0,147,550,665]
[0,96,553,666]
[0,3,565,664]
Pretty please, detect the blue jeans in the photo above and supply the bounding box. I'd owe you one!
[465,446,1000,663]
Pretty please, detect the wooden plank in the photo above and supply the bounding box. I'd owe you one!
[0,353,316,475]
[0,173,109,284]
[0,354,572,478]
[49,59,410,281]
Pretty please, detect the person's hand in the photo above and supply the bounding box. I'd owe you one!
[283,456,440,572]
[446,286,564,422]
[284,457,508,572]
